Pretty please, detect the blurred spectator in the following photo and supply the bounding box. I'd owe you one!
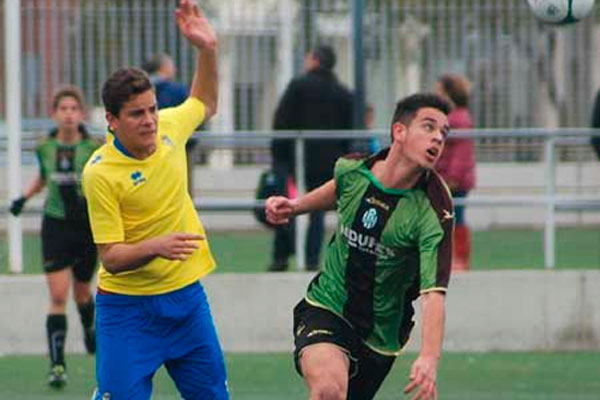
[590,89,600,159]
[435,73,476,272]
[270,44,354,271]
[142,53,199,197]
[142,53,188,108]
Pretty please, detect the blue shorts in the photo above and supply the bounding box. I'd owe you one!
[92,281,229,400]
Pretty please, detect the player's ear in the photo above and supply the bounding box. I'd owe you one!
[391,122,407,143]
[105,112,118,131]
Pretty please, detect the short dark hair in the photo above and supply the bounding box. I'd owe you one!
[52,85,85,111]
[391,93,452,140]
[142,53,169,75]
[102,67,153,116]
[438,74,471,108]
[313,45,336,70]
[50,85,88,139]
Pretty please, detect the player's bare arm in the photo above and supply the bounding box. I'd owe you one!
[176,0,218,118]
[98,233,205,274]
[404,291,446,400]
[265,179,337,225]
[23,175,45,199]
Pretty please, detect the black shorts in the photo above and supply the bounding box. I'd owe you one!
[293,299,396,400]
[41,215,98,282]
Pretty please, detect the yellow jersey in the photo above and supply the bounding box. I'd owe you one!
[82,97,216,295]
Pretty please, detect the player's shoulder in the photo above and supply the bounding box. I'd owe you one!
[158,97,203,120]
[82,144,112,176]
[420,170,454,214]
[158,97,204,133]
[335,152,369,172]
[35,136,55,151]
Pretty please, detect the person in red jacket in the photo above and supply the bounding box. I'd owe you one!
[435,74,476,271]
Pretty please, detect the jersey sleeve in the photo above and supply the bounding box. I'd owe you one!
[417,173,454,293]
[417,207,451,293]
[158,97,206,145]
[333,157,363,197]
[82,166,124,244]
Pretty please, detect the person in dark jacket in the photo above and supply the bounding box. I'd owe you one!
[270,45,354,271]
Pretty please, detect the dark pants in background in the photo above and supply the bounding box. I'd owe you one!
[271,168,326,271]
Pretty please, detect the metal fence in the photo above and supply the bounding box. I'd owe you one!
[1,0,599,131]
[2,129,600,272]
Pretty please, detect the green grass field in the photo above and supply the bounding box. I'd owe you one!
[1,227,599,274]
[0,352,599,399]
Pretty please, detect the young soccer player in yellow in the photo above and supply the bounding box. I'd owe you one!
[83,1,228,399]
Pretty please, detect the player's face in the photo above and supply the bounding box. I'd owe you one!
[107,90,158,156]
[397,107,449,170]
[52,96,84,132]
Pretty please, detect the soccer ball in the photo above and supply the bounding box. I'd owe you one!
[526,0,596,24]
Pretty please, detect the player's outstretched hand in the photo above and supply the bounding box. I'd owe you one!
[152,232,205,261]
[403,355,439,400]
[265,196,296,225]
[175,0,217,51]
[9,196,27,216]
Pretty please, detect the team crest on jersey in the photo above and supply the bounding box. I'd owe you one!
[131,170,147,186]
[362,208,378,229]
[161,135,174,147]
[90,154,102,165]
[57,148,74,171]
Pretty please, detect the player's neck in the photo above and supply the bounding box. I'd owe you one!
[111,131,157,160]
[371,156,424,190]
[132,146,156,160]
[56,128,81,144]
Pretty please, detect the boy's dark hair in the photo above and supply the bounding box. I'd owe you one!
[52,85,85,112]
[102,67,152,116]
[313,45,336,71]
[438,74,471,108]
[50,86,89,139]
[141,53,168,75]
[390,93,452,141]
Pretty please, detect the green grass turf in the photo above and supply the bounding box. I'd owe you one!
[1,227,599,274]
[0,352,599,399]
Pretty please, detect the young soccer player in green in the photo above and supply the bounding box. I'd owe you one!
[10,86,100,388]
[266,93,453,400]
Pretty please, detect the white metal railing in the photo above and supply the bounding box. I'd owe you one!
[2,128,600,272]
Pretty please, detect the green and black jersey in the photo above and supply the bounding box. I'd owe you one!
[305,150,454,355]
[36,136,100,221]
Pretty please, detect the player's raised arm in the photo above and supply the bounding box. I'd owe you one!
[175,0,218,119]
[265,179,337,225]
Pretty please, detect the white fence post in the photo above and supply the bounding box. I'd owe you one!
[544,135,556,269]
[295,134,307,271]
[5,0,23,273]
